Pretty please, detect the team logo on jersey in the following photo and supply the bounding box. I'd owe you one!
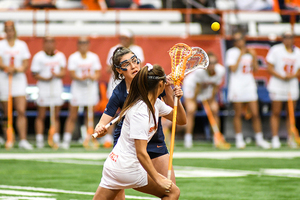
[109,152,118,162]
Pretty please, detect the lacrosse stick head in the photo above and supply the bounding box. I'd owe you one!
[169,43,193,85]
[185,47,209,76]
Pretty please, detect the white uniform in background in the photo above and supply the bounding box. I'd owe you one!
[183,64,225,101]
[266,43,300,101]
[68,51,101,106]
[106,44,144,98]
[226,47,258,102]
[100,99,172,189]
[31,50,66,107]
[0,39,31,101]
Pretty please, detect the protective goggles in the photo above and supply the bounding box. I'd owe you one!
[116,55,140,71]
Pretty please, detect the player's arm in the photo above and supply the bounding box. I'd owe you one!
[90,69,100,81]
[286,68,300,80]
[32,72,53,81]
[248,49,259,72]
[69,70,85,81]
[163,85,186,125]
[14,59,29,73]
[135,139,172,189]
[0,57,9,71]
[267,62,285,80]
[53,66,66,79]
[228,48,246,72]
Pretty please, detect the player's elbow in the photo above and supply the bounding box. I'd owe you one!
[176,116,187,125]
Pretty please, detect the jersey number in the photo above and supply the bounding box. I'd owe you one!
[82,68,91,76]
[242,65,252,74]
[284,64,294,74]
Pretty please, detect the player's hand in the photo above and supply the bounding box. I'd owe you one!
[247,48,256,56]
[284,73,295,80]
[94,123,108,137]
[173,85,183,99]
[4,66,15,74]
[157,177,172,193]
[165,74,173,86]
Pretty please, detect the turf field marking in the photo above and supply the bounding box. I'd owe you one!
[35,159,105,165]
[260,169,300,178]
[1,151,300,160]
[0,189,54,196]
[0,185,159,200]
[0,197,56,200]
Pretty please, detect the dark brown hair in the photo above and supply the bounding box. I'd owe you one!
[111,47,134,80]
[119,64,166,129]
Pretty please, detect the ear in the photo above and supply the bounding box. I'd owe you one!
[116,68,123,75]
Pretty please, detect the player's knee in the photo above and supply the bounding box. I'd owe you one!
[170,184,180,199]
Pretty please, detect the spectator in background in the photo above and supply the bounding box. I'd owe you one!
[61,36,101,149]
[31,36,66,149]
[225,30,271,149]
[182,52,226,148]
[0,21,33,150]
[25,0,56,9]
[103,28,144,147]
[235,0,274,10]
[103,0,155,9]
[266,31,300,149]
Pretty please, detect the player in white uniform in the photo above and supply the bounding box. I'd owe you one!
[61,37,101,149]
[183,52,225,148]
[104,28,145,148]
[266,31,300,148]
[226,31,270,149]
[93,64,184,200]
[31,36,66,148]
[0,21,33,150]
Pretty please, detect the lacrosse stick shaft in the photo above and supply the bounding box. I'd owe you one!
[202,100,220,135]
[92,116,119,138]
[167,96,178,180]
[6,57,14,147]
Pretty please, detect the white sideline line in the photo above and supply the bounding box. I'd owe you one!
[0,151,300,160]
[0,186,158,200]
[36,159,105,166]
[0,196,56,200]
[0,190,54,196]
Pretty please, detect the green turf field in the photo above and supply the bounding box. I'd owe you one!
[0,141,300,200]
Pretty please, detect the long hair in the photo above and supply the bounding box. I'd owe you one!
[119,64,166,129]
[111,47,133,80]
[4,21,17,39]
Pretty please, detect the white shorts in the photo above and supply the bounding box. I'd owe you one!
[100,166,148,190]
[228,87,258,102]
[0,72,27,101]
[37,95,64,107]
[37,79,64,107]
[269,90,299,101]
[70,80,99,106]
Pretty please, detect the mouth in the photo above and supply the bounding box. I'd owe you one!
[132,70,138,75]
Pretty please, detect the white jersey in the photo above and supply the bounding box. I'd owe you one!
[0,39,31,100]
[68,51,101,106]
[266,43,300,100]
[103,99,172,174]
[31,50,66,106]
[226,47,258,102]
[106,44,145,98]
[183,64,225,101]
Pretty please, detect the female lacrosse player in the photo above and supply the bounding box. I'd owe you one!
[93,64,184,200]
[31,36,66,148]
[225,30,270,149]
[0,21,33,150]
[266,31,300,149]
[94,47,184,199]
[61,36,101,149]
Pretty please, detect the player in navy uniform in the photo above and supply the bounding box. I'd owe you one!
[94,47,183,199]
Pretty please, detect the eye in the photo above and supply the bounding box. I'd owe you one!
[121,62,130,68]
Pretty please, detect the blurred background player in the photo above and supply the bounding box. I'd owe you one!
[266,31,300,149]
[104,28,145,147]
[61,36,101,149]
[225,31,270,149]
[0,21,33,150]
[31,36,66,149]
[183,52,225,148]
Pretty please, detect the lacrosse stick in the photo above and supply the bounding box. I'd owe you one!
[184,47,209,76]
[167,43,193,179]
[48,68,58,149]
[288,85,300,147]
[83,70,99,149]
[202,100,230,150]
[92,115,121,139]
[5,56,15,150]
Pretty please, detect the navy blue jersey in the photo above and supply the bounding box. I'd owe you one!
[104,79,168,157]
